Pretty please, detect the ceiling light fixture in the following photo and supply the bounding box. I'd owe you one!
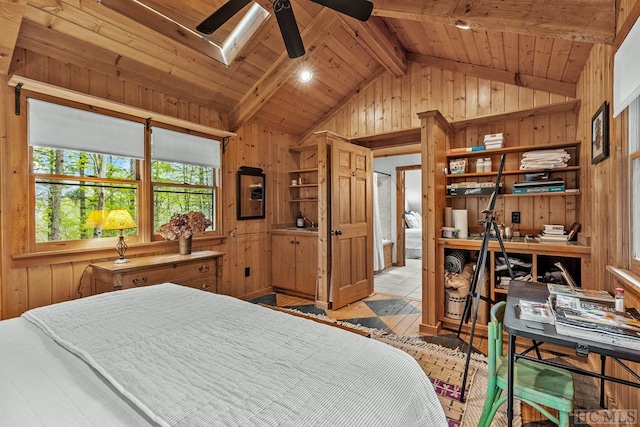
[299,70,313,82]
[454,20,471,30]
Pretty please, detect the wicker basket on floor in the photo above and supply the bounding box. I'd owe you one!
[445,288,467,320]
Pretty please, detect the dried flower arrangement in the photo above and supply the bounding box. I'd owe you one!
[156,211,212,241]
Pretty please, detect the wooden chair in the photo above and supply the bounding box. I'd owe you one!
[479,301,574,427]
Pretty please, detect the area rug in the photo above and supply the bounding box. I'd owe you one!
[376,335,522,427]
[263,305,522,427]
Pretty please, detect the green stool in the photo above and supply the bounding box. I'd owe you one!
[478,301,574,427]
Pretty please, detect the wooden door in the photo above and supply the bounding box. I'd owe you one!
[330,140,373,309]
[271,234,296,291]
[296,234,318,295]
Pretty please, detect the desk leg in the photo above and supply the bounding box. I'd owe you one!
[600,355,606,408]
[507,333,515,427]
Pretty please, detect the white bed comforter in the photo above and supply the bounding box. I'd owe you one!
[22,284,446,427]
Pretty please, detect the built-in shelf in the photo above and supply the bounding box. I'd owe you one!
[446,141,580,159]
[290,184,318,188]
[447,191,580,198]
[289,168,318,174]
[289,199,318,202]
[447,166,580,179]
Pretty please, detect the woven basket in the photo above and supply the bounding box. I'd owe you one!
[445,288,467,320]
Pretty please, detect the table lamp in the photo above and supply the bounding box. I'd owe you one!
[84,210,108,237]
[102,209,137,264]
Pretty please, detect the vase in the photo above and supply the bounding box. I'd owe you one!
[179,236,192,255]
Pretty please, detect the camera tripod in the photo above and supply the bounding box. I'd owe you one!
[456,154,514,402]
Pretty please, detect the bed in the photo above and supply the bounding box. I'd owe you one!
[404,210,423,259]
[0,284,447,426]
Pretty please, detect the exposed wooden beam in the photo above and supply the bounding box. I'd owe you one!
[407,52,577,98]
[16,20,237,111]
[0,0,28,75]
[227,9,337,131]
[372,0,615,45]
[337,16,406,77]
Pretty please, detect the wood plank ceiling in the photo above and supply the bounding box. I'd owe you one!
[2,0,615,136]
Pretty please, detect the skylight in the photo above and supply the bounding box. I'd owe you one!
[98,0,270,67]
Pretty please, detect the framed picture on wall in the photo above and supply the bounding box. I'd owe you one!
[591,101,609,164]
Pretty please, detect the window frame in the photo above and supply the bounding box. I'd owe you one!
[631,149,640,275]
[25,94,223,254]
[149,122,222,242]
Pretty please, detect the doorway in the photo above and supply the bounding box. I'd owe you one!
[372,156,422,300]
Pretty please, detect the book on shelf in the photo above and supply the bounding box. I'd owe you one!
[544,224,565,232]
[517,300,555,324]
[512,185,565,194]
[538,231,569,242]
[513,178,565,188]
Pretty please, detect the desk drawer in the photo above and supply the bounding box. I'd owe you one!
[118,260,216,289]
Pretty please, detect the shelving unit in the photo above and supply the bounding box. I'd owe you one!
[439,237,590,330]
[446,140,581,198]
[419,99,590,334]
[288,147,320,222]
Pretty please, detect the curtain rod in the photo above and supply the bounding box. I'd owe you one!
[374,170,391,177]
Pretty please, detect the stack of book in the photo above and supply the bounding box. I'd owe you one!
[512,177,565,194]
[537,224,569,243]
[446,181,501,196]
[483,133,504,149]
[552,294,640,350]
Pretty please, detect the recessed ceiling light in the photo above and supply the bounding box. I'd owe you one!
[299,70,312,82]
[454,20,471,30]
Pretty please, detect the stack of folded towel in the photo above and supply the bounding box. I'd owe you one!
[519,149,570,170]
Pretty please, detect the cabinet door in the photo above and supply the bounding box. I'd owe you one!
[296,235,318,295]
[271,234,297,290]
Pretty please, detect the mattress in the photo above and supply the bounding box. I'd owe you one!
[0,317,153,426]
[405,228,422,259]
[7,284,447,426]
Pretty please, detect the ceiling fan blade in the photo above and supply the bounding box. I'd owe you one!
[310,0,373,21]
[196,0,251,34]
[274,0,305,59]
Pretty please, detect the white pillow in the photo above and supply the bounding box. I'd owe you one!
[405,212,421,229]
[411,211,422,227]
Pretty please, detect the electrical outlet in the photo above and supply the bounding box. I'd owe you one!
[245,267,250,277]
[511,211,521,224]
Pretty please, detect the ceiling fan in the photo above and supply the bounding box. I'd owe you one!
[196,0,374,59]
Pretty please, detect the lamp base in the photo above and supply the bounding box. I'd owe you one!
[113,258,131,264]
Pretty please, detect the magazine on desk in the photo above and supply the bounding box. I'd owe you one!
[517,300,555,324]
[547,262,615,304]
[547,283,615,304]
[551,295,640,349]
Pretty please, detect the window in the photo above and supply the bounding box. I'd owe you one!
[151,127,221,235]
[28,98,221,249]
[630,98,640,274]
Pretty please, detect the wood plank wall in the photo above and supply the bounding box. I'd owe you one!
[0,48,296,319]
[304,62,571,141]
[578,0,640,413]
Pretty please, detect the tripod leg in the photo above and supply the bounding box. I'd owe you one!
[456,221,491,336]
[493,221,515,279]
[459,224,492,402]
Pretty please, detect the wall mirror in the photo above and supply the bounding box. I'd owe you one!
[237,166,266,220]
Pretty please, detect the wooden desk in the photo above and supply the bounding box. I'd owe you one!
[91,250,224,295]
[503,281,640,427]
